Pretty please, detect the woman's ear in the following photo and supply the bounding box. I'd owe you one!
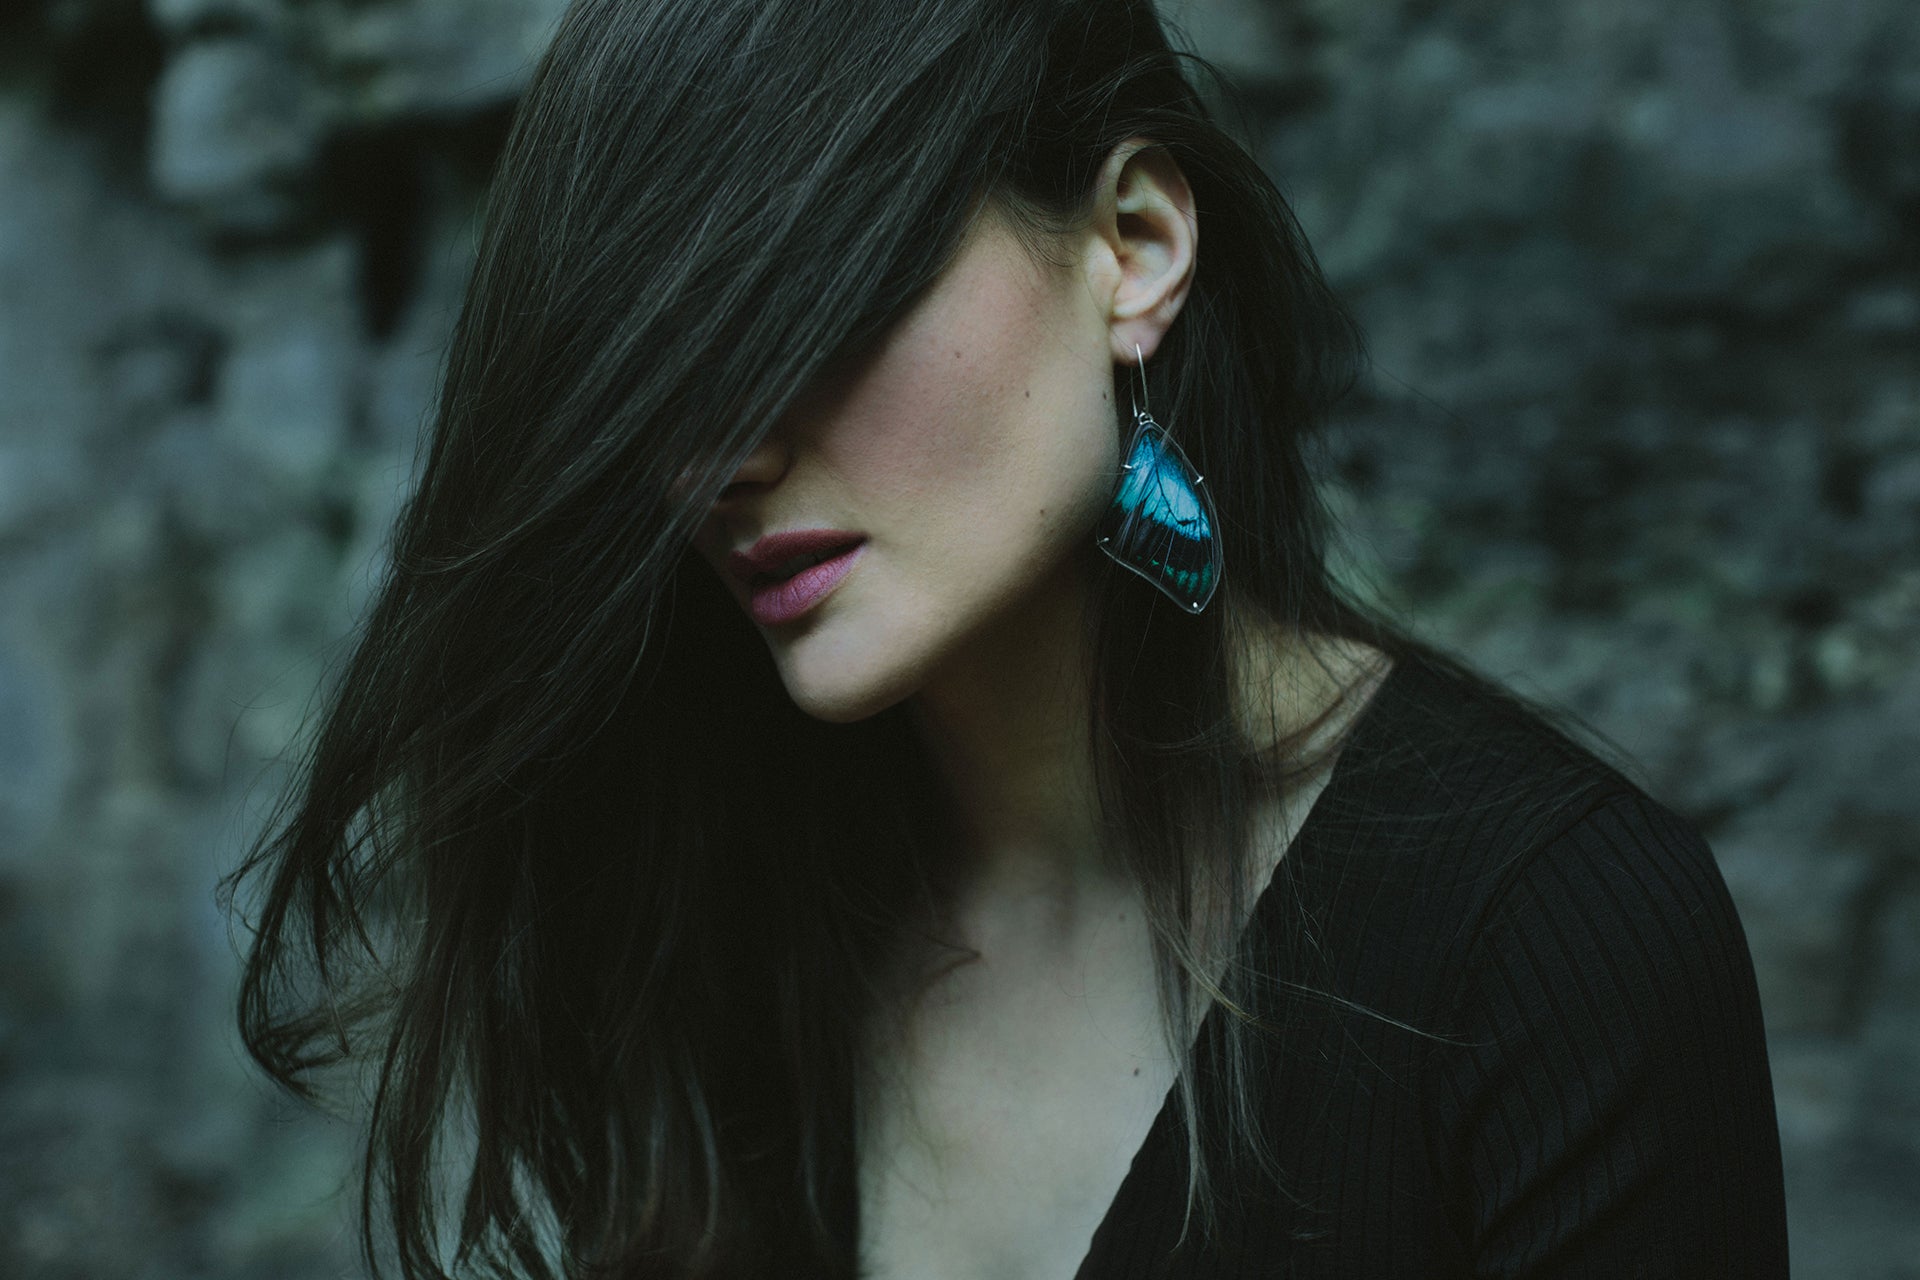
[1088,138,1196,365]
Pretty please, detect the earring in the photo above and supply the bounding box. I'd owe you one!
[1094,345,1222,614]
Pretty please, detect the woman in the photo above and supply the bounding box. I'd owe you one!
[225,0,1790,1276]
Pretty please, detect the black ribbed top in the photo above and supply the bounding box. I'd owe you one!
[1073,651,1790,1277]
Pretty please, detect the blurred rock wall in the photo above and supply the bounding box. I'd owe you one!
[0,0,1912,1276]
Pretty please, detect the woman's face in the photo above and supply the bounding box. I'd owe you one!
[689,202,1124,723]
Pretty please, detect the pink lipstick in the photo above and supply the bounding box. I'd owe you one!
[728,530,867,627]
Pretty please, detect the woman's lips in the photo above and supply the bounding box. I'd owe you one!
[747,541,866,626]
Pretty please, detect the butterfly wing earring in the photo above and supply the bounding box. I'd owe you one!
[1095,346,1223,614]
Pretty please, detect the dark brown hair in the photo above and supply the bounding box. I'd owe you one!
[218,1,1449,1275]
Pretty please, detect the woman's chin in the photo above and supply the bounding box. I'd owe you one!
[772,649,910,724]
[780,680,899,724]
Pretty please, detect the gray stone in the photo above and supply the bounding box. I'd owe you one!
[1844,287,1920,337]
[1586,13,1876,313]
[1866,454,1920,520]
[1163,0,1312,94]
[1863,883,1920,1041]
[91,310,224,422]
[0,627,71,867]
[0,438,88,539]
[360,177,475,456]
[212,237,362,493]
[146,0,285,35]
[149,36,328,233]
[1785,1134,1920,1280]
[168,522,346,786]
[315,0,570,122]
[0,97,111,448]
[1685,810,1878,1034]
[0,91,227,448]
[1770,1034,1862,1153]
[1857,880,1920,1173]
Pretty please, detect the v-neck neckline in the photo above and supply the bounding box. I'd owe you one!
[1069,652,1415,1278]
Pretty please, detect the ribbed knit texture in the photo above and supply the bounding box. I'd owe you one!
[1071,652,1789,1277]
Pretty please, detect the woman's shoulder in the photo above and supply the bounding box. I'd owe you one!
[1282,646,1739,1007]
[1311,645,1686,871]
[1233,649,1786,1272]
[1353,656,1791,1272]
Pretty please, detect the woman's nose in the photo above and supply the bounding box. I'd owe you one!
[711,432,792,508]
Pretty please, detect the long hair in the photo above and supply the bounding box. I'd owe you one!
[220,0,1486,1274]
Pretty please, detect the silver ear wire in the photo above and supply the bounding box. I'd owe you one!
[1132,342,1151,423]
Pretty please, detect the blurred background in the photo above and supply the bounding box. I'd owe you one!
[0,0,1914,1275]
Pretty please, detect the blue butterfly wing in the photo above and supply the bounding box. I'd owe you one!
[1118,433,1210,535]
[1098,419,1221,613]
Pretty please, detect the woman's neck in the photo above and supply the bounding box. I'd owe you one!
[905,562,1109,917]
[904,571,1389,944]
